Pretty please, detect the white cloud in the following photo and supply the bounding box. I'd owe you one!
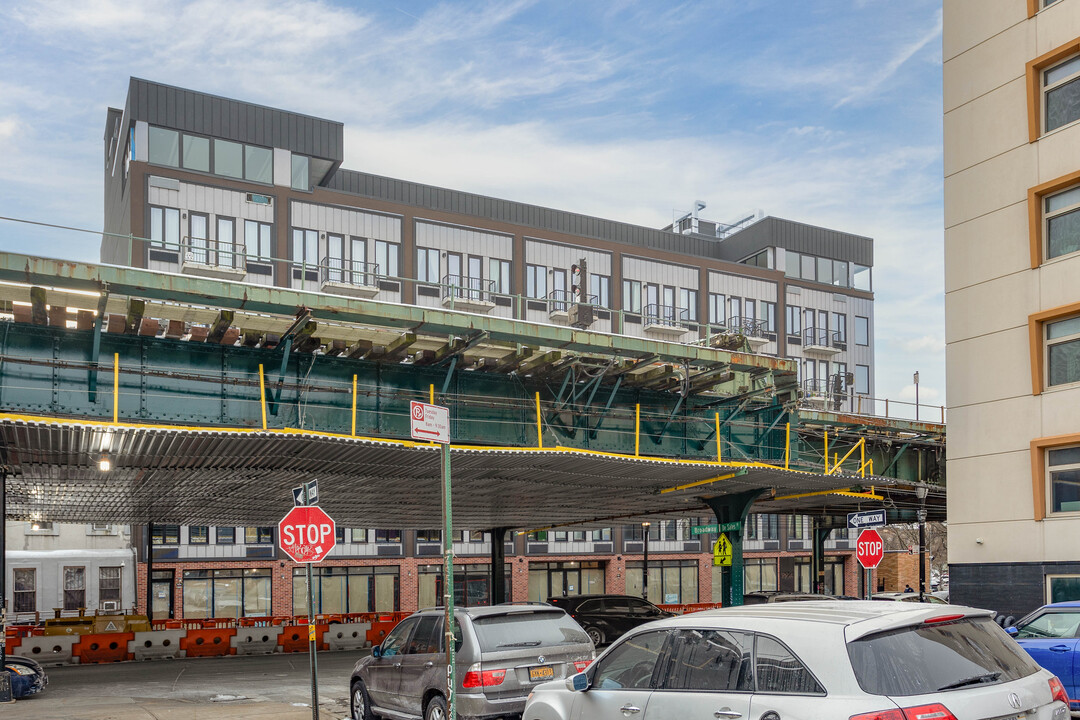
[835,9,943,108]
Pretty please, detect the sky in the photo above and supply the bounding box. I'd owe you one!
[0,0,945,414]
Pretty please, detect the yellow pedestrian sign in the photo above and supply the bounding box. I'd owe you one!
[713,534,732,566]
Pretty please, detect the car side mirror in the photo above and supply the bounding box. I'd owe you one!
[1005,627,1019,637]
[371,645,382,658]
[566,672,590,692]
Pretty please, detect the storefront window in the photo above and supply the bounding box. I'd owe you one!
[417,563,513,608]
[528,561,605,603]
[625,560,697,604]
[292,566,399,614]
[182,568,270,618]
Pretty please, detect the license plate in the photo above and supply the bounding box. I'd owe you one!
[529,665,554,682]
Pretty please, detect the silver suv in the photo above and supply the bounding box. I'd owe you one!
[350,604,594,720]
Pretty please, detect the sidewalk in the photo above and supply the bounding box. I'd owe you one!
[7,696,350,720]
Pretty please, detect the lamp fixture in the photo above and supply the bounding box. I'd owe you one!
[99,454,112,472]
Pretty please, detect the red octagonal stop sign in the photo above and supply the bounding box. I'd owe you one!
[856,528,884,569]
[279,505,336,563]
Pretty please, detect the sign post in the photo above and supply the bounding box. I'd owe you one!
[855,528,884,601]
[411,401,454,719]
[279,487,336,720]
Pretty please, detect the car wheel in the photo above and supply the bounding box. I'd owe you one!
[424,694,447,720]
[585,626,605,646]
[351,680,373,720]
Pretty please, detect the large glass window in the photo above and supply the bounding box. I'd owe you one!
[708,293,725,324]
[417,563,512,608]
[63,566,86,610]
[1045,54,1080,133]
[1047,315,1080,386]
[785,251,801,278]
[375,240,399,278]
[152,525,180,544]
[181,134,210,172]
[184,568,271,618]
[625,559,697,604]
[833,260,849,287]
[527,561,604,603]
[416,247,440,283]
[293,565,399,614]
[245,527,273,544]
[99,567,122,606]
[786,305,801,336]
[149,206,181,249]
[148,126,179,167]
[213,139,243,178]
[800,254,816,281]
[526,264,547,299]
[1049,575,1080,602]
[375,529,402,543]
[13,568,35,613]
[679,288,698,322]
[245,220,272,260]
[489,259,511,294]
[832,313,847,344]
[855,315,869,346]
[624,280,642,313]
[189,526,209,544]
[244,145,273,184]
[744,558,778,593]
[1045,185,1080,260]
[216,527,235,544]
[852,264,872,291]
[590,274,611,308]
[816,257,833,285]
[763,301,776,332]
[291,154,310,191]
[855,364,870,395]
[1048,446,1080,513]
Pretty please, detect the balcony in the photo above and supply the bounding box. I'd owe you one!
[803,328,843,357]
[642,303,690,338]
[727,316,771,351]
[319,257,380,298]
[441,274,496,314]
[180,238,246,280]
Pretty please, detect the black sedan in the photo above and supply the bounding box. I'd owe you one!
[5,655,48,699]
[547,594,673,646]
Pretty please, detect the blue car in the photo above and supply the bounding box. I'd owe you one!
[4,655,48,699]
[1007,600,1080,711]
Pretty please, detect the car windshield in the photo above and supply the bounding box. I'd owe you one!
[472,610,589,652]
[847,617,1040,696]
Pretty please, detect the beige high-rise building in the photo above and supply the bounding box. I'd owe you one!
[945,0,1080,616]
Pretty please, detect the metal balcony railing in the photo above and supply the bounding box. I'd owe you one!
[547,289,599,312]
[319,257,379,288]
[804,328,843,348]
[182,237,244,270]
[727,316,768,338]
[643,303,689,328]
[441,274,496,303]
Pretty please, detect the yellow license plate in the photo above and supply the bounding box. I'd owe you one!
[529,665,554,682]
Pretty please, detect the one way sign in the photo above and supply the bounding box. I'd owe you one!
[847,509,886,530]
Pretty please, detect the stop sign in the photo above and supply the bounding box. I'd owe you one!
[279,505,336,563]
[856,528,884,569]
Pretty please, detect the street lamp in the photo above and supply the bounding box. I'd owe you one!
[916,485,928,602]
[913,371,920,421]
[641,522,651,601]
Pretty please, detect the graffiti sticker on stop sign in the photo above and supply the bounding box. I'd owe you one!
[856,528,884,569]
[279,505,336,563]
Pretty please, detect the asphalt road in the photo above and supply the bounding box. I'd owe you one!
[8,650,366,720]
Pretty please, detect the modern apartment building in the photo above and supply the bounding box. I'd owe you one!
[88,77,878,618]
[945,0,1080,615]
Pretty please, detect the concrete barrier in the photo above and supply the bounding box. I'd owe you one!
[181,627,236,658]
[325,622,371,652]
[17,634,79,666]
[129,629,187,661]
[74,632,134,664]
[231,626,283,656]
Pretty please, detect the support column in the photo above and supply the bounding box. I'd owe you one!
[146,522,153,620]
[490,528,509,605]
[812,523,830,594]
[702,489,765,607]
[1,470,12,703]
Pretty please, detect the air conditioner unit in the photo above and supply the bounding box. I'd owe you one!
[101,601,119,611]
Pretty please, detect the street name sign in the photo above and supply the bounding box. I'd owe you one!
[410,401,450,444]
[847,509,886,530]
[279,505,337,563]
[691,521,742,536]
[856,528,885,570]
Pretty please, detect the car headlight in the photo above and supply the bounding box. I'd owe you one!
[5,664,35,676]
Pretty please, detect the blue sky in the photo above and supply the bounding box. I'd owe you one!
[0,0,944,412]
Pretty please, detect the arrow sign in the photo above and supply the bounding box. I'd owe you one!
[847,509,886,530]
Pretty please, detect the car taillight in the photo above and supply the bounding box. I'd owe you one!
[850,705,956,720]
[461,664,506,689]
[1050,676,1070,705]
[573,660,591,672]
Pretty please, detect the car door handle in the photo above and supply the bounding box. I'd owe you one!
[714,711,743,719]
[392,662,402,668]
[1049,644,1070,652]
[424,661,434,667]
[620,704,642,715]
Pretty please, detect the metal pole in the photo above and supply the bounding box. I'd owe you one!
[918,498,927,603]
[146,522,154,620]
[0,469,12,703]
[641,522,649,601]
[306,550,319,719]
[441,443,456,719]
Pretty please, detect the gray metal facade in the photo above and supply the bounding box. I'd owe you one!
[124,78,344,162]
[712,216,873,266]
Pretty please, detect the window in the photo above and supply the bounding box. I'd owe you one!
[1046,315,1080,386]
[213,139,243,178]
[291,228,318,273]
[13,568,35,613]
[1015,609,1080,639]
[64,566,86,610]
[728,297,741,323]
[27,521,54,534]
[489,259,511,294]
[375,240,399,278]
[184,568,272,618]
[148,126,179,167]
[592,630,668,690]
[852,264,871,291]
[380,617,417,657]
[590,274,610,307]
[526,264,547,299]
[1048,575,1080,602]
[763,302,776,332]
[800,254,816,281]
[351,528,369,543]
[708,293,725,325]
[816,257,833,285]
[785,251,801,278]
[756,635,824,694]
[149,206,180,249]
[295,565,399,613]
[744,558,778,593]
[1044,185,1080,260]
[679,288,698,322]
[762,514,780,540]
[99,567,122,606]
[665,629,753,691]
[833,260,849,287]
[625,559,698,604]
[832,313,847,344]
[855,364,870,395]
[417,529,441,542]
[1048,446,1080,513]
[375,529,402,543]
[189,526,209,544]
[790,515,810,540]
[188,212,208,263]
[624,280,642,313]
[245,220,272,261]
[786,305,801,336]
[244,145,273,184]
[855,316,869,346]
[245,527,273,544]
[217,217,236,267]
[291,154,310,191]
[1045,54,1080,133]
[182,134,210,172]
[416,247,440,283]
[152,525,180,545]
[216,527,235,544]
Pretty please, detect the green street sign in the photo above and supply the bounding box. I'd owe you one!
[691,521,741,536]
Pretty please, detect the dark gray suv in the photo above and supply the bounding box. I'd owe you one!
[350,604,594,720]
